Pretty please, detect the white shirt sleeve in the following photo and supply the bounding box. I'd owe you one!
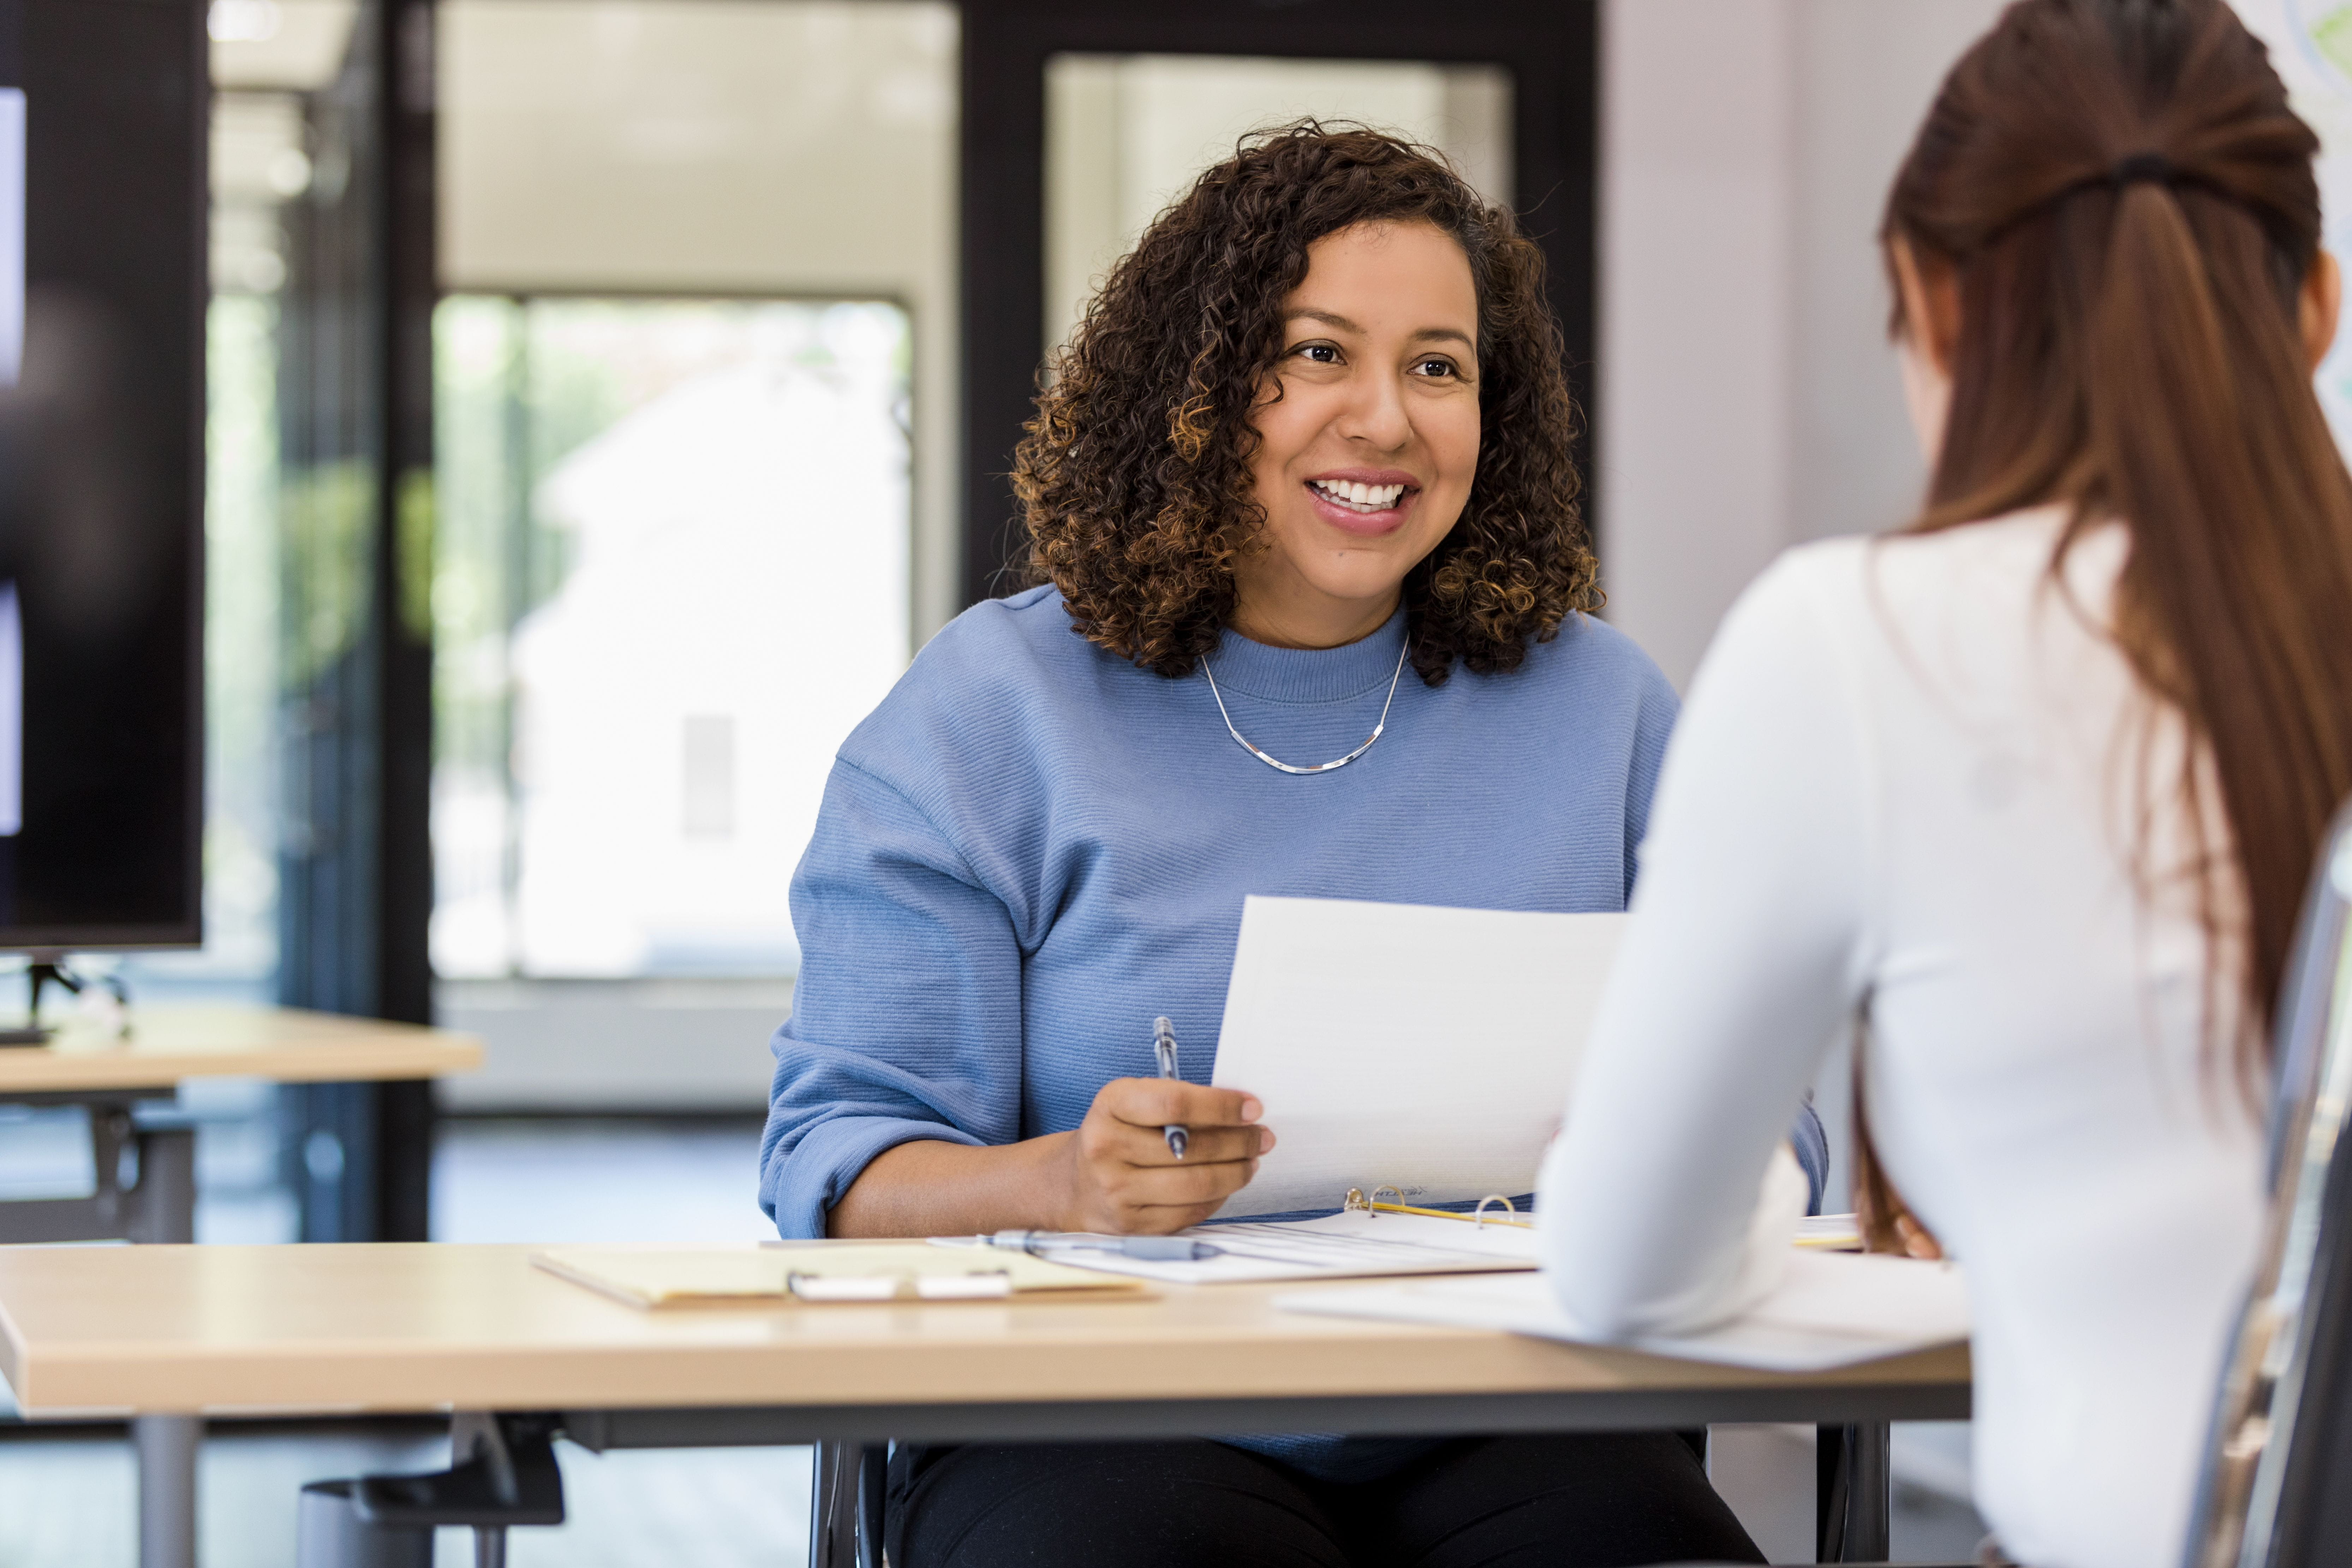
[1539,549,1876,1336]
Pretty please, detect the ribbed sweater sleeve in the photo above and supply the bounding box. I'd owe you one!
[757,757,1014,1239]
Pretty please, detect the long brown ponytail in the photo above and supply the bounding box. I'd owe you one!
[1856,0,2352,1244]
[1890,0,2352,1060]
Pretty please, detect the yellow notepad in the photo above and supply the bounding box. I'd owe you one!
[1794,1215,1864,1251]
[531,1244,1151,1308]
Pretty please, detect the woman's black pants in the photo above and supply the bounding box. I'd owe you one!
[885,1433,1766,1568]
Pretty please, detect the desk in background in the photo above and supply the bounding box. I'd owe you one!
[0,1006,483,1568]
[0,1241,1971,1566]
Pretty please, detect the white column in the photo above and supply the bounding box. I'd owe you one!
[1597,0,1799,693]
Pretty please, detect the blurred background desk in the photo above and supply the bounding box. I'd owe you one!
[0,1006,480,1568]
[0,1006,481,1247]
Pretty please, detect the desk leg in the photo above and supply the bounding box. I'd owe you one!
[137,1413,201,1568]
[1815,1422,1891,1562]
[128,1123,197,1246]
[133,1123,201,1568]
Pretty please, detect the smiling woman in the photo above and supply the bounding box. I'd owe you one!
[1020,125,1595,688]
[757,125,1787,1567]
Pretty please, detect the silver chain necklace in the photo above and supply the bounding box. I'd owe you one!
[1200,635,1413,776]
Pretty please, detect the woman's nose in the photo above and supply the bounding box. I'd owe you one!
[1335,371,1413,450]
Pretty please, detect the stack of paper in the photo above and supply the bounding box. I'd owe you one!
[1277,1251,1970,1372]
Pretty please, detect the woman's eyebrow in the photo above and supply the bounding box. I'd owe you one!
[1284,309,1474,349]
[1286,307,1361,333]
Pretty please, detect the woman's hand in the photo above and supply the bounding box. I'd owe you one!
[824,1083,1272,1238]
[1856,1172,1945,1259]
[1056,1079,1273,1234]
[1886,1211,1944,1260]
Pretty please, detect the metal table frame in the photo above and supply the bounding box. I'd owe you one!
[0,1088,198,1568]
[560,1382,1967,1447]
[308,1375,1958,1567]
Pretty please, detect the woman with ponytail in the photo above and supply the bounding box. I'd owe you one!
[1538,2,2351,1563]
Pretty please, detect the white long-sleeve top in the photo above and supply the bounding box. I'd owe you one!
[1540,508,2266,1568]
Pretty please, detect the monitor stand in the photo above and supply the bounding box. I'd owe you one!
[0,956,126,1046]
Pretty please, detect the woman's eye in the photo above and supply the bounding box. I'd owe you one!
[1293,343,1342,365]
[1413,357,1459,379]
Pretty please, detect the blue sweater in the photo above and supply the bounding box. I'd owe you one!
[758,586,1816,1477]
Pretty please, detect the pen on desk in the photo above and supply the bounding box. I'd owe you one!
[1153,1015,1187,1159]
[990,1229,1223,1262]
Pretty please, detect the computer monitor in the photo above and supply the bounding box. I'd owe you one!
[0,0,203,950]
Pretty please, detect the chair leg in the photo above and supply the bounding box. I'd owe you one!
[1816,1422,1891,1562]
[297,1412,562,1568]
[295,1480,432,1568]
[858,1444,886,1568]
[810,1441,862,1568]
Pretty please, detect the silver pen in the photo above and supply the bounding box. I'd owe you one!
[1153,1016,1187,1159]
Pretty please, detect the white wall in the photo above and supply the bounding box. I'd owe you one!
[1598,0,2007,691]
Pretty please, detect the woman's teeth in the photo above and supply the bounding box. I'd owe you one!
[1310,479,1408,514]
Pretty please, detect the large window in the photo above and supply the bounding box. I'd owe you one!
[433,1,952,1107]
[432,295,912,978]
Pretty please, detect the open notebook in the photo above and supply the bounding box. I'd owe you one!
[952,1203,1867,1287]
[931,1201,1539,1286]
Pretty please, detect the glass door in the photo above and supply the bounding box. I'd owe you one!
[1043,54,1511,359]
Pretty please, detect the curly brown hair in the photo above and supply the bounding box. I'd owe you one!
[1013,122,1597,686]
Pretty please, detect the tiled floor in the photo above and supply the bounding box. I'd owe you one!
[1893,1482,1991,1564]
[0,1112,1987,1566]
[0,1421,813,1568]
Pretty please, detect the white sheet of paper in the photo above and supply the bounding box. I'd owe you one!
[1278,1252,1971,1373]
[1209,896,1626,1217]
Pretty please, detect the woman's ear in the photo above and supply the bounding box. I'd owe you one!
[1890,235,1958,468]
[1889,235,1960,378]
[2302,250,2341,374]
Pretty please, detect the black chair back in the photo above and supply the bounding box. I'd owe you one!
[2186,803,2352,1567]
